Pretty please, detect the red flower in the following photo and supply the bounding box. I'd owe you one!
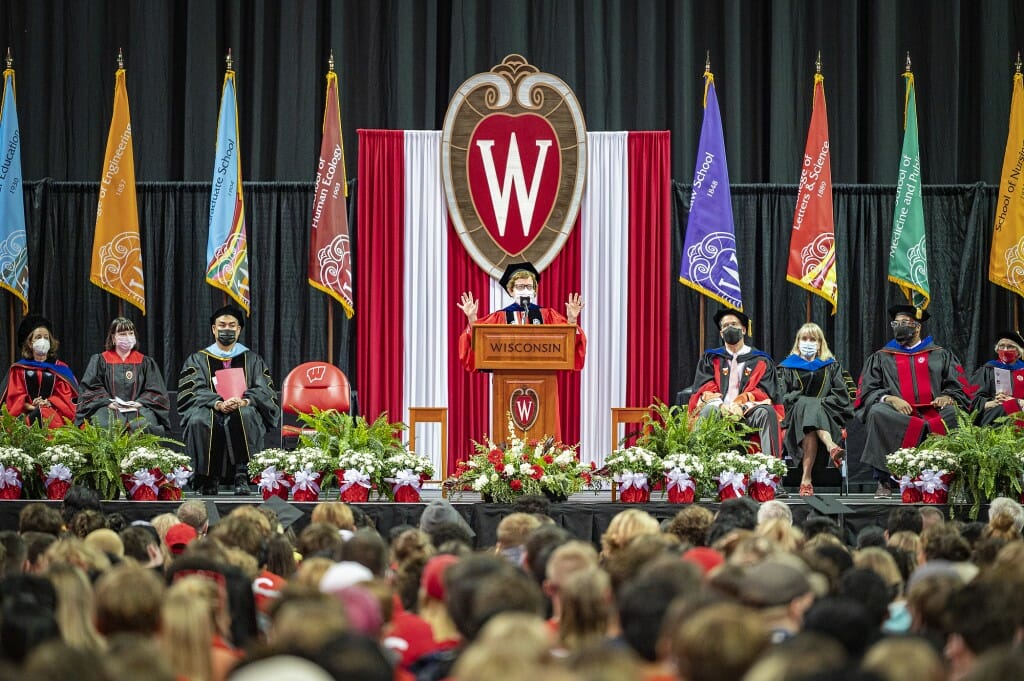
[581,472,592,484]
[456,460,467,470]
[530,465,544,480]
[487,449,504,465]
[528,439,539,447]
[522,454,531,462]
[510,479,523,491]
[590,461,597,470]
[543,455,554,464]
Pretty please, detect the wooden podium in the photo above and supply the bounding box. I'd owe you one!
[472,324,578,440]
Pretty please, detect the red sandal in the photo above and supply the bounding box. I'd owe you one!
[829,445,845,468]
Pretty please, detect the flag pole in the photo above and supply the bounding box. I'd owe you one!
[1017,53,1022,333]
[116,47,125,324]
[697,49,709,357]
[327,49,335,366]
[5,48,13,365]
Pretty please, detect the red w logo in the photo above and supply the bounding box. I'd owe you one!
[305,365,327,383]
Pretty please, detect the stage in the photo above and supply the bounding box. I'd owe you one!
[0,490,958,548]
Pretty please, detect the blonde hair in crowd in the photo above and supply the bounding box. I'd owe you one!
[788,322,834,360]
[160,575,230,681]
[46,563,106,652]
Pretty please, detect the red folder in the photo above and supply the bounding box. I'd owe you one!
[214,367,246,400]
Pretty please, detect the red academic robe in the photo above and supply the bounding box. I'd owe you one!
[2,360,78,429]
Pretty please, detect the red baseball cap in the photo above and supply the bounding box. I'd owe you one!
[681,547,724,575]
[420,554,460,601]
[165,523,198,555]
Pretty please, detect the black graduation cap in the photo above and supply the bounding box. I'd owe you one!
[996,330,1024,350]
[17,314,54,346]
[498,262,540,294]
[712,308,750,332]
[887,304,929,322]
[202,499,222,527]
[258,495,304,532]
[210,304,247,328]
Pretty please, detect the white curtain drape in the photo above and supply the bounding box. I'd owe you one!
[402,131,447,471]
[579,132,630,465]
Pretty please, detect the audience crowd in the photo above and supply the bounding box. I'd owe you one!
[1,487,1023,681]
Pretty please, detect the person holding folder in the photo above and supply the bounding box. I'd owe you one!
[970,330,1024,426]
[177,305,279,496]
[855,305,971,498]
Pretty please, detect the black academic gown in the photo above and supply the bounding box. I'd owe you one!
[177,346,279,477]
[969,359,1024,426]
[855,337,972,472]
[76,350,171,435]
[777,356,855,461]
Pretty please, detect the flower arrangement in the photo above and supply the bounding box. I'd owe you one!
[661,453,704,503]
[381,449,436,502]
[119,447,190,501]
[248,448,293,500]
[285,446,335,501]
[446,421,599,504]
[746,452,788,502]
[603,446,664,503]
[335,449,381,502]
[0,446,33,500]
[887,447,960,504]
[704,450,753,500]
[35,444,88,500]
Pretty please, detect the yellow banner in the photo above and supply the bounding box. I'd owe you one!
[990,72,1024,298]
[91,68,145,313]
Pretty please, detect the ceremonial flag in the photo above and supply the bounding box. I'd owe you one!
[787,71,837,312]
[309,65,353,316]
[888,69,929,309]
[989,68,1024,297]
[91,65,145,313]
[0,64,27,311]
[206,65,250,313]
[679,70,742,310]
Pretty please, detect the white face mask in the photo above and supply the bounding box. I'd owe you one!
[115,335,136,352]
[798,341,818,357]
[32,338,50,356]
[512,287,535,300]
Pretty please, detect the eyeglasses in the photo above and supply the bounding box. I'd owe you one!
[889,321,920,329]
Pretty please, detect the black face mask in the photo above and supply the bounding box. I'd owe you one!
[892,324,916,343]
[722,327,744,345]
[217,330,238,346]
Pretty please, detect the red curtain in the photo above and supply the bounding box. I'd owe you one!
[355,130,405,423]
[543,217,583,445]
[626,131,671,407]
[445,218,493,474]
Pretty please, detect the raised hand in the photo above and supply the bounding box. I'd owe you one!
[565,292,584,324]
[458,291,479,323]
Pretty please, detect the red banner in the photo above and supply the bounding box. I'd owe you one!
[309,69,353,317]
[787,73,837,311]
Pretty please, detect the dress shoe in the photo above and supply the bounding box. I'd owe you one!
[799,483,814,496]
[874,482,892,499]
[234,473,252,496]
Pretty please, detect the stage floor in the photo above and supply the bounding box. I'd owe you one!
[0,489,952,548]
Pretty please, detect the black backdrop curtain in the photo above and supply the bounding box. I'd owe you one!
[0,1,1021,185]
[1,179,1008,411]
[669,182,1005,401]
[0,1,1019,421]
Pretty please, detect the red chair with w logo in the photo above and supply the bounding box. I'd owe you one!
[280,362,356,444]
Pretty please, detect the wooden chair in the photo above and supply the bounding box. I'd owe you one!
[609,407,653,502]
[408,407,448,496]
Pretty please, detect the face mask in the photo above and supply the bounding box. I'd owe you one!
[998,350,1019,365]
[512,288,535,299]
[722,327,744,345]
[217,330,238,346]
[32,338,50,355]
[115,335,136,352]
[798,341,818,357]
[893,323,916,343]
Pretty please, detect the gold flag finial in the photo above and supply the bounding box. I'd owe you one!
[226,48,234,72]
[5,47,11,70]
[117,47,124,70]
[905,51,912,73]
[815,51,822,74]
[1016,52,1022,75]
[328,49,335,73]
[705,50,711,73]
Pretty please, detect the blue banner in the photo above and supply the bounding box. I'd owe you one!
[679,72,742,311]
[0,69,27,311]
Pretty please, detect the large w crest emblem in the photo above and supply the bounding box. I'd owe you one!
[442,55,587,278]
